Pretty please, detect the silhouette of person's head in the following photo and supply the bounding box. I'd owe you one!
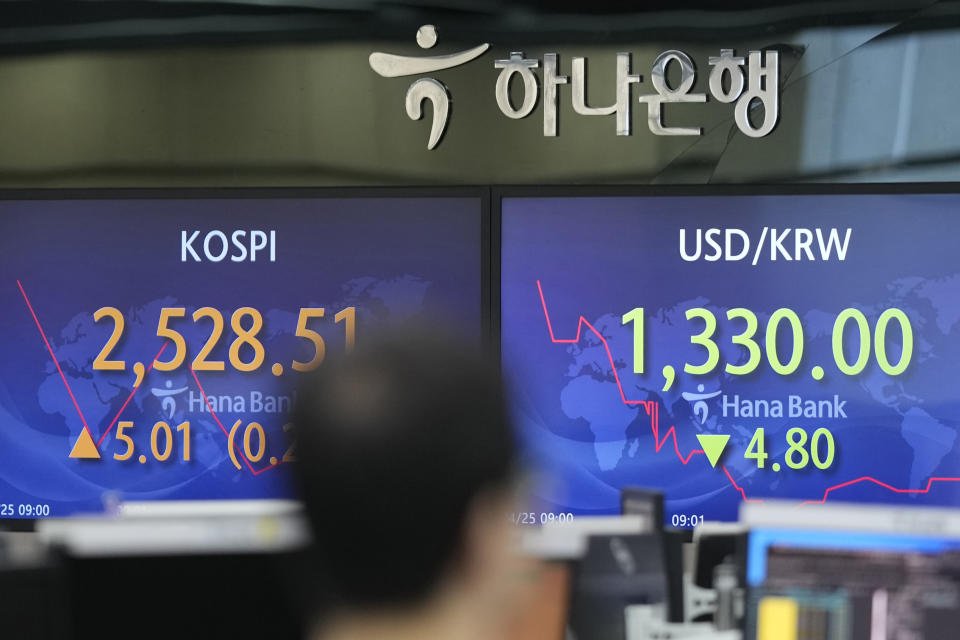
[291,330,518,639]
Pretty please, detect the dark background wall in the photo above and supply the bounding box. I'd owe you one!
[0,0,957,187]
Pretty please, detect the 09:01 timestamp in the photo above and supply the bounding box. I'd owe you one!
[671,514,704,528]
[0,503,51,518]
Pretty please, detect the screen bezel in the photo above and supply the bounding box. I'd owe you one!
[0,186,492,528]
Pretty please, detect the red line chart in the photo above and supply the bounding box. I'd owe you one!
[189,367,280,476]
[96,343,168,448]
[536,280,960,506]
[18,281,283,475]
[18,280,93,439]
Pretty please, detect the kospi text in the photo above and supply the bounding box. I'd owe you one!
[181,229,277,263]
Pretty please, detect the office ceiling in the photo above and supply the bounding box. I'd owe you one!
[1,0,958,55]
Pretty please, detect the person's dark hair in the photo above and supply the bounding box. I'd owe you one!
[290,330,515,610]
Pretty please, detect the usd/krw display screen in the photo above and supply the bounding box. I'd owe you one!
[501,192,960,527]
[0,193,484,518]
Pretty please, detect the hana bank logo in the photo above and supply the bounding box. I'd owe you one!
[682,384,721,425]
[369,26,781,151]
[369,25,489,150]
[151,380,188,418]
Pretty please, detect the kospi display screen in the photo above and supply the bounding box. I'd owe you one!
[0,191,485,518]
[500,190,960,527]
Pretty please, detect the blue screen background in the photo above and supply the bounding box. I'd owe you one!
[0,196,482,517]
[501,194,960,524]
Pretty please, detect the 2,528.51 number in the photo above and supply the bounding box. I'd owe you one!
[92,306,356,374]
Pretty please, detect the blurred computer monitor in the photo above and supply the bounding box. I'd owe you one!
[568,533,668,640]
[746,526,960,640]
[741,500,960,537]
[36,502,310,640]
[519,515,652,639]
[0,533,67,640]
[619,488,664,533]
[618,488,684,623]
[692,522,748,590]
[524,515,650,561]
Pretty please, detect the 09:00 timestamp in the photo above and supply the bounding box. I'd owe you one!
[510,512,575,526]
[0,503,50,517]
